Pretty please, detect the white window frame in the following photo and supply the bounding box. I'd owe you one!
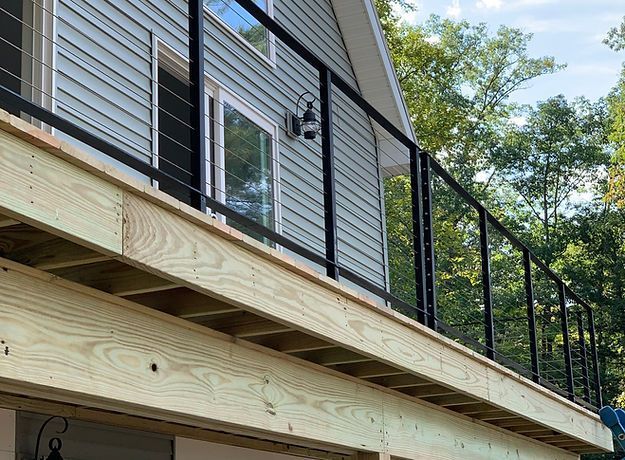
[203,0,276,69]
[207,77,282,237]
[152,38,282,239]
[11,0,57,132]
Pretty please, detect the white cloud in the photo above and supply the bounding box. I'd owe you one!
[510,0,556,7]
[514,16,580,33]
[567,63,620,77]
[476,0,503,9]
[392,0,421,24]
[509,116,528,127]
[425,35,442,44]
[446,0,462,18]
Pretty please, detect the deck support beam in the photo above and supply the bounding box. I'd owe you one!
[121,193,609,451]
[0,122,613,455]
[0,259,583,460]
[357,453,391,460]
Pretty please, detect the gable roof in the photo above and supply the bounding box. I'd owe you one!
[332,0,415,172]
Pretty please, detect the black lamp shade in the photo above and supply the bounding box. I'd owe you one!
[301,104,320,140]
[45,438,64,460]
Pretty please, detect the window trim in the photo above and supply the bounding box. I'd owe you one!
[208,78,282,237]
[152,38,282,239]
[203,0,276,69]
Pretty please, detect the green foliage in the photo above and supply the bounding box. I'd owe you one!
[378,3,625,421]
[380,13,563,190]
[492,95,610,265]
[604,16,625,52]
[606,70,625,207]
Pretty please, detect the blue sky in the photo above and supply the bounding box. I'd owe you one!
[394,0,624,106]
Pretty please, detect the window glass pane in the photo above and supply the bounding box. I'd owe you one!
[157,65,193,206]
[224,102,274,242]
[204,0,270,56]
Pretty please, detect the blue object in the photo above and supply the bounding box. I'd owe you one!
[599,406,625,458]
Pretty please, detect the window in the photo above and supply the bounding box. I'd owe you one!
[156,59,194,205]
[0,0,54,117]
[154,42,280,243]
[211,91,279,243]
[0,1,25,103]
[204,0,274,61]
[223,101,275,237]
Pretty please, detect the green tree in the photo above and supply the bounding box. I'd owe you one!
[492,96,609,265]
[560,206,625,405]
[379,13,563,187]
[604,16,625,51]
[379,6,566,356]
[604,17,625,208]
[605,71,625,207]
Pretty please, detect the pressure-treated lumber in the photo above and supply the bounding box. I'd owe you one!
[357,454,390,460]
[0,225,56,255]
[399,383,456,398]
[50,260,177,296]
[121,193,610,451]
[329,362,405,379]
[193,311,294,337]
[0,122,612,452]
[247,331,335,353]
[124,288,240,318]
[0,394,353,460]
[0,129,122,254]
[0,216,19,228]
[7,237,110,270]
[0,259,582,459]
[365,374,430,389]
[292,348,373,366]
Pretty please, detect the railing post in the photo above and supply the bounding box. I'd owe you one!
[419,151,437,330]
[576,311,591,403]
[523,249,540,384]
[189,0,207,212]
[409,145,427,324]
[558,282,575,401]
[587,306,603,407]
[479,208,495,360]
[320,68,339,281]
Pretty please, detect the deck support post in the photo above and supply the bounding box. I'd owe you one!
[576,311,591,403]
[479,208,495,360]
[587,306,603,407]
[559,282,575,401]
[523,249,540,384]
[320,68,339,281]
[419,151,437,331]
[409,145,427,324]
[189,0,207,213]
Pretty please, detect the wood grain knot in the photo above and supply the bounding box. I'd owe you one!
[265,402,276,416]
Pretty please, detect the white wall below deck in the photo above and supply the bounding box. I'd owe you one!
[175,437,314,460]
[0,409,16,460]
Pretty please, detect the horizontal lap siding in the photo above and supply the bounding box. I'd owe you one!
[55,0,153,168]
[16,412,173,459]
[53,0,387,291]
[333,89,386,289]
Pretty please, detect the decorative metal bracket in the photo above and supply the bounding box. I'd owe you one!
[34,416,69,460]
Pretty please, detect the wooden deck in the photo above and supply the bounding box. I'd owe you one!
[0,109,613,459]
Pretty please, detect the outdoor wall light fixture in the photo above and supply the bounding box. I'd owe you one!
[34,416,69,460]
[286,91,321,140]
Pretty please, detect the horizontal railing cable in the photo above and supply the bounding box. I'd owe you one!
[0,0,601,410]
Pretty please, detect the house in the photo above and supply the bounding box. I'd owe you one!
[0,0,614,458]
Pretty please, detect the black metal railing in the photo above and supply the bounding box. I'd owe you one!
[0,0,602,410]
